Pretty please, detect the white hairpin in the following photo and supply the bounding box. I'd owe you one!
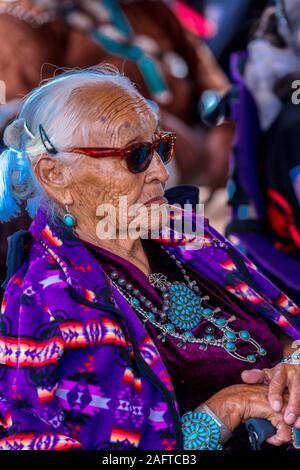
[23,120,35,140]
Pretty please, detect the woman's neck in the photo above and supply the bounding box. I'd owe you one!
[78,229,152,277]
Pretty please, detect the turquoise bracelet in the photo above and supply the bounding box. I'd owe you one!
[281,353,300,364]
[181,410,223,450]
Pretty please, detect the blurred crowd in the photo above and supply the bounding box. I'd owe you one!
[1,0,300,305]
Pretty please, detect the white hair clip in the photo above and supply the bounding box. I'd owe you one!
[23,120,35,140]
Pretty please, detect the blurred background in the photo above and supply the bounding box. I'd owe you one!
[2,0,300,304]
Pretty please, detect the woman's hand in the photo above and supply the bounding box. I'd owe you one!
[205,384,292,446]
[242,363,300,428]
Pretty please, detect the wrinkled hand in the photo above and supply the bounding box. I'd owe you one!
[242,363,300,429]
[205,384,292,446]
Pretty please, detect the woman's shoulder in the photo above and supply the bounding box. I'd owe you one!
[2,236,70,320]
[6,233,67,285]
[1,234,122,337]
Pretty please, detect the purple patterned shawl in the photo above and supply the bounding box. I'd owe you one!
[0,207,299,450]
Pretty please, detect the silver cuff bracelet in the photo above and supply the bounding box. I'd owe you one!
[194,403,233,445]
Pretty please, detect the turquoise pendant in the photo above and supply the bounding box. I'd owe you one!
[166,283,202,331]
[111,253,270,363]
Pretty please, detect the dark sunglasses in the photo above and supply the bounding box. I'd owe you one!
[39,125,176,174]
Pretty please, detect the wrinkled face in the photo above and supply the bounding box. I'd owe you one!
[63,82,170,241]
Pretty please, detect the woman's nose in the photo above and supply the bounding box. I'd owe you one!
[145,151,169,184]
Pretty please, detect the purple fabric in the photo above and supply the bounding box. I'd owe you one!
[86,239,283,414]
[86,240,285,450]
[0,207,300,450]
[230,51,264,220]
[229,52,300,303]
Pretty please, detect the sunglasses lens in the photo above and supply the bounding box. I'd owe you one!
[127,143,152,173]
[156,140,173,163]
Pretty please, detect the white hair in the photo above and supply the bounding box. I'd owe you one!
[0,65,145,222]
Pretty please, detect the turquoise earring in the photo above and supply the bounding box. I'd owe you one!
[63,203,76,228]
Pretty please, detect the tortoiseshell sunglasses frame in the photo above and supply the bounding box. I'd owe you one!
[63,131,176,173]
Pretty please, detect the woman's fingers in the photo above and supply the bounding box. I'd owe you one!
[266,426,292,446]
[268,369,286,413]
[242,366,300,423]
[241,368,284,411]
[242,366,300,424]
[284,376,300,425]
[266,411,292,446]
[241,369,267,384]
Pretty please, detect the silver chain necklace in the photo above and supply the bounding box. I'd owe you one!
[110,247,268,363]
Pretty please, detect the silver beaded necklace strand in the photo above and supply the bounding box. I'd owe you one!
[110,247,267,363]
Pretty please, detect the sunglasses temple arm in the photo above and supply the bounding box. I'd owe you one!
[39,125,58,155]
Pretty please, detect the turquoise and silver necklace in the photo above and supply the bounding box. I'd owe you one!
[110,247,267,364]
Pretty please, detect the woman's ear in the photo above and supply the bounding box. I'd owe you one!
[33,155,72,203]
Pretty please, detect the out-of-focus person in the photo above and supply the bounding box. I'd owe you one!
[203,0,269,64]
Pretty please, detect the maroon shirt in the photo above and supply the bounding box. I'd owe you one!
[85,240,283,414]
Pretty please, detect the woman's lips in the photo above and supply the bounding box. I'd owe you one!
[145,196,167,207]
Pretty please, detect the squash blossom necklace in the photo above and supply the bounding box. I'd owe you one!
[110,247,267,363]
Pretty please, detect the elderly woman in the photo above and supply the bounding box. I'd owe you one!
[0,68,300,451]
[0,0,234,290]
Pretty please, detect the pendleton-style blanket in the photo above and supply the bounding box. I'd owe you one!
[0,207,300,450]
